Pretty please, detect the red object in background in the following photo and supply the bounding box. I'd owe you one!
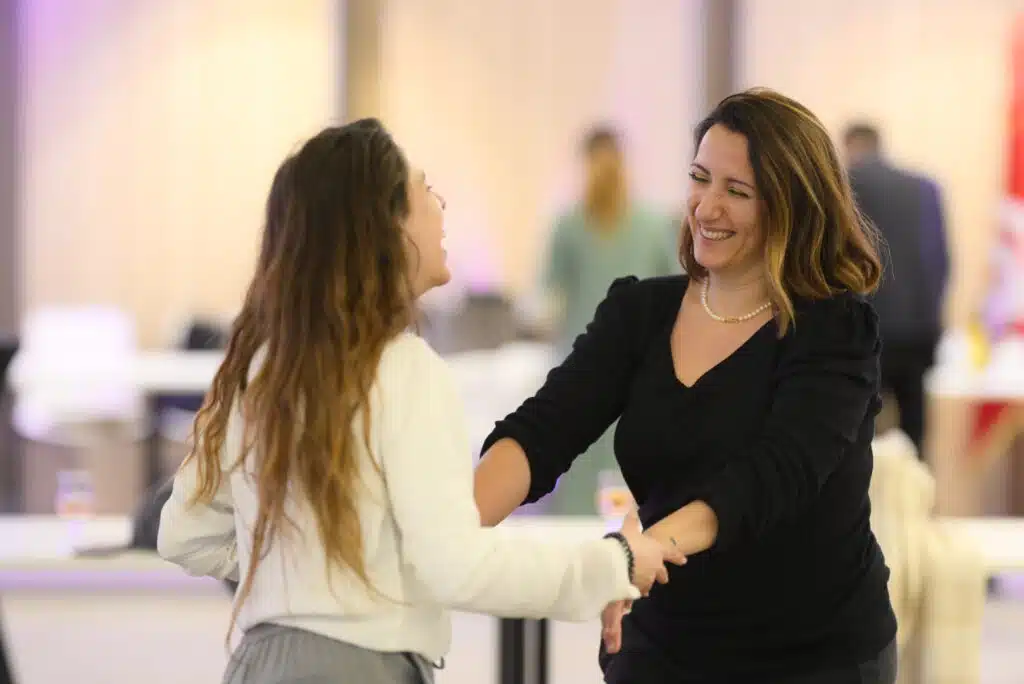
[1009,15,1024,201]
[968,17,1024,459]
[971,403,1011,451]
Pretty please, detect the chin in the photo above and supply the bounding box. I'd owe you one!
[693,248,727,274]
[430,267,452,290]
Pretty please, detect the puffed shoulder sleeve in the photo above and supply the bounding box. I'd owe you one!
[481,276,648,503]
[696,294,881,550]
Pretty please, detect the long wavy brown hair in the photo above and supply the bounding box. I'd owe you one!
[680,88,883,335]
[183,119,416,640]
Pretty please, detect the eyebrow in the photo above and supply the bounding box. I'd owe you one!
[691,162,755,191]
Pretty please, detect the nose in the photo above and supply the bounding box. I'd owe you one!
[693,190,724,222]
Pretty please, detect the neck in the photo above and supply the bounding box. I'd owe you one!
[703,271,769,317]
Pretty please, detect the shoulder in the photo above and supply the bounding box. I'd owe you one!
[911,173,941,198]
[787,292,880,355]
[588,275,687,349]
[604,274,688,313]
[377,333,456,395]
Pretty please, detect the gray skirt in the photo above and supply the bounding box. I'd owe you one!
[223,623,434,684]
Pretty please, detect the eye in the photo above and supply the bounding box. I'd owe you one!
[728,188,751,199]
[687,171,708,183]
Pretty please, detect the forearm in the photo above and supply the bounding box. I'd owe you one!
[474,438,531,527]
[644,500,719,556]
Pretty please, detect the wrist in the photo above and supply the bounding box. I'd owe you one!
[645,500,719,555]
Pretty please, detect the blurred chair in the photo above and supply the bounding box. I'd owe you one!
[12,306,147,515]
[154,317,226,479]
[424,292,521,354]
[0,337,18,684]
[0,338,18,512]
[446,341,553,457]
[870,429,987,684]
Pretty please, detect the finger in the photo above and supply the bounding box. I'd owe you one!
[601,604,625,653]
[603,628,621,654]
[664,537,688,565]
[655,565,669,585]
[664,547,688,566]
[601,600,624,625]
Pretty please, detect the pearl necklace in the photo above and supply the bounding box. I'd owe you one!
[700,279,772,324]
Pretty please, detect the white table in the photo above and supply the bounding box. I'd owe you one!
[925,365,1024,516]
[937,517,1024,573]
[6,350,225,395]
[0,516,230,684]
[926,366,1024,402]
[7,350,226,494]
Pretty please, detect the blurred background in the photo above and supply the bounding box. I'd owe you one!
[0,1,1022,683]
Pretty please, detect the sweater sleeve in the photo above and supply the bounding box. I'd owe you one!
[379,336,640,620]
[480,276,647,503]
[158,444,240,581]
[695,294,881,551]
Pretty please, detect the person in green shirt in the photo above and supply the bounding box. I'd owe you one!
[541,126,680,516]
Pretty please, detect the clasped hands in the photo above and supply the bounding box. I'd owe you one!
[604,509,686,653]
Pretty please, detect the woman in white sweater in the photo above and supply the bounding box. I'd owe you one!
[157,119,682,684]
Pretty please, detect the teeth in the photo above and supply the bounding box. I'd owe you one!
[700,226,733,241]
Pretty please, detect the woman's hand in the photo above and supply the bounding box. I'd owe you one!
[621,509,687,594]
[604,510,686,655]
[601,599,632,653]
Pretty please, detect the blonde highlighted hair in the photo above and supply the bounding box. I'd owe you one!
[680,88,882,334]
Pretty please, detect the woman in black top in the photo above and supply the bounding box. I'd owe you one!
[474,89,898,683]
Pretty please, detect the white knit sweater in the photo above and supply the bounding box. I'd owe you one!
[157,333,637,662]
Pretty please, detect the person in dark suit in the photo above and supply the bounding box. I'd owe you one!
[845,123,950,453]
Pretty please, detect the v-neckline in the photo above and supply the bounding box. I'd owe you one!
[667,321,770,389]
[667,281,776,389]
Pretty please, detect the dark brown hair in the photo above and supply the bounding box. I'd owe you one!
[843,122,882,152]
[184,119,416,640]
[580,124,622,156]
[580,124,627,225]
[681,88,882,334]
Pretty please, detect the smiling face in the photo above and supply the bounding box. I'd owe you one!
[402,166,450,297]
[685,124,766,281]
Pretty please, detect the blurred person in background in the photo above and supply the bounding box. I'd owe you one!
[157,119,681,684]
[475,89,897,684]
[845,123,949,453]
[541,126,680,516]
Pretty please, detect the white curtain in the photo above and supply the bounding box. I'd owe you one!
[18,0,339,345]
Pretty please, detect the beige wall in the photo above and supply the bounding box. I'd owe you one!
[737,0,1015,327]
[18,0,339,345]
[377,0,705,297]
[0,0,17,336]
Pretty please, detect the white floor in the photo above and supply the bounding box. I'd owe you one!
[981,577,1024,684]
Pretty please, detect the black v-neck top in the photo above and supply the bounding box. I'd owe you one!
[483,275,897,681]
